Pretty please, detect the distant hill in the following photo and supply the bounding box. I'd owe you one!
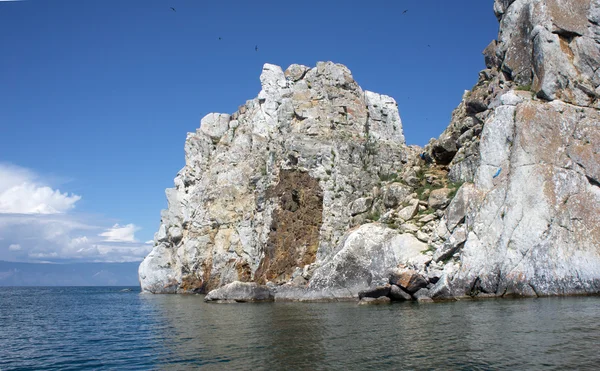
[0,261,140,286]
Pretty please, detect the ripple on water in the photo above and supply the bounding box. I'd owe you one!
[1,288,600,370]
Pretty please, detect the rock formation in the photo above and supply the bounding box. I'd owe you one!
[139,61,415,298]
[425,0,600,299]
[140,0,600,302]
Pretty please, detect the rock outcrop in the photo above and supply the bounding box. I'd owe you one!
[140,61,420,298]
[422,0,600,299]
[140,0,600,302]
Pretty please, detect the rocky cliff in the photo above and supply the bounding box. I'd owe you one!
[140,0,600,301]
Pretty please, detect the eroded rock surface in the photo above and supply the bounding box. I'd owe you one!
[421,0,600,300]
[141,0,600,302]
[140,62,413,297]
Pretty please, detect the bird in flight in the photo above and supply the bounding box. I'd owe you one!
[219,37,222,40]
[170,7,176,12]
[255,45,258,52]
[402,9,408,14]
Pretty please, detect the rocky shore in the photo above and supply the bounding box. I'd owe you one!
[140,0,600,302]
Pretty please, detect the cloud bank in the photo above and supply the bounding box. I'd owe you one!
[0,164,152,263]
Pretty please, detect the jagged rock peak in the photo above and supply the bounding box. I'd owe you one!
[487,0,600,107]
[139,61,412,295]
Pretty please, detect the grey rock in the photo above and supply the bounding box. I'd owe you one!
[348,197,373,216]
[140,62,408,295]
[358,284,391,300]
[413,288,433,302]
[358,296,391,305]
[428,188,453,210]
[444,183,476,232]
[204,281,274,302]
[389,284,412,301]
[397,200,419,221]
[383,183,412,208]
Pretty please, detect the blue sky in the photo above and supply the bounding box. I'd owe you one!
[0,0,498,263]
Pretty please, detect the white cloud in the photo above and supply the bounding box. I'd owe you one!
[0,164,152,263]
[99,223,140,243]
[0,164,81,214]
[8,244,21,251]
[145,240,154,245]
[0,214,151,263]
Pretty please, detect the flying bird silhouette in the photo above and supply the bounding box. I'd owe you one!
[402,9,408,14]
[170,7,176,12]
[255,45,258,52]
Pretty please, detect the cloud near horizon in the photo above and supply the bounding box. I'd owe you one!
[0,164,151,263]
[0,164,81,214]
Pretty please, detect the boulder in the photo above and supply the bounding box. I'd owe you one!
[389,284,412,301]
[389,269,428,294]
[413,288,434,303]
[348,197,373,216]
[204,281,274,303]
[358,284,391,300]
[428,188,453,210]
[397,200,419,221]
[383,183,412,208]
[358,296,391,305]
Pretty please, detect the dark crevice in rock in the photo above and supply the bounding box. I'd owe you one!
[586,175,600,188]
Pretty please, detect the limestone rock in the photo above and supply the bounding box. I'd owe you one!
[397,199,419,221]
[204,281,274,303]
[308,224,429,298]
[383,183,412,208]
[358,296,391,305]
[428,188,452,210]
[140,61,408,296]
[348,197,373,216]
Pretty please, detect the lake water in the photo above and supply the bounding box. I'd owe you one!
[1,287,599,370]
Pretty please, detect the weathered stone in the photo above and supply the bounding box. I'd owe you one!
[200,113,231,141]
[348,197,373,216]
[358,296,391,305]
[140,62,408,296]
[389,284,412,301]
[383,183,412,208]
[284,64,309,82]
[308,224,429,298]
[358,284,391,300]
[389,269,428,294]
[413,288,433,302]
[444,183,475,232]
[416,230,429,243]
[397,200,419,221]
[429,275,455,301]
[204,281,274,302]
[428,188,452,210]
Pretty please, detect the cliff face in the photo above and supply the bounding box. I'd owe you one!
[140,0,600,301]
[426,0,600,299]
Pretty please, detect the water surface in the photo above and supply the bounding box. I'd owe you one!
[1,287,599,370]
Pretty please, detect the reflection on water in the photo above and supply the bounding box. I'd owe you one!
[1,287,599,370]
[140,294,600,370]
